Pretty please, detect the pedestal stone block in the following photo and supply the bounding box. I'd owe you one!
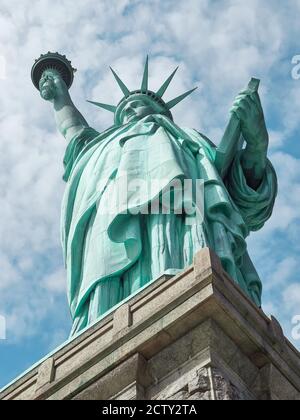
[1,248,299,401]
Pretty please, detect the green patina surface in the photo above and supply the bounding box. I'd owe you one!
[33,55,277,336]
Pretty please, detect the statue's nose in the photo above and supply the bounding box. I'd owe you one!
[125,104,135,113]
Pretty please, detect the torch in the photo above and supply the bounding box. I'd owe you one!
[31,52,76,91]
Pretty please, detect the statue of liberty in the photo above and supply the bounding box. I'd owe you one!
[32,53,277,336]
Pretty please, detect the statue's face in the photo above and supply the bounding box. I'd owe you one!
[39,69,59,100]
[121,98,165,124]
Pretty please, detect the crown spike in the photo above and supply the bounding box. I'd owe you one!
[156,67,179,98]
[110,67,130,96]
[166,87,198,109]
[141,55,149,91]
[87,100,117,113]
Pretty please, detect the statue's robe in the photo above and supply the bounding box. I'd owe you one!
[61,114,277,335]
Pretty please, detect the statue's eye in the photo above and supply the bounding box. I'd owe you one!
[131,102,140,109]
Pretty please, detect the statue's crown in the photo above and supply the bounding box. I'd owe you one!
[31,52,77,90]
[87,56,197,125]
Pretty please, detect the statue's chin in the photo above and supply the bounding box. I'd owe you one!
[41,89,53,101]
[125,112,151,124]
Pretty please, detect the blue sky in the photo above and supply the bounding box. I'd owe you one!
[0,0,300,389]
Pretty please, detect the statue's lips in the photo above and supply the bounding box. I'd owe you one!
[125,110,137,121]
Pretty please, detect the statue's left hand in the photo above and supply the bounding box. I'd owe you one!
[230,90,269,153]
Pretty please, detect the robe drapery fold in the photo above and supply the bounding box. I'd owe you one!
[61,115,277,335]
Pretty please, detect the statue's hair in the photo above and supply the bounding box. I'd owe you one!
[87,56,197,126]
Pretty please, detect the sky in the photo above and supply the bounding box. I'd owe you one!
[0,0,300,389]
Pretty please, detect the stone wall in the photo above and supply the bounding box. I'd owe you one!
[1,248,300,400]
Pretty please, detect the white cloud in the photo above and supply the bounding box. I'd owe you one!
[0,253,20,290]
[43,268,67,294]
[283,284,300,311]
[265,257,298,291]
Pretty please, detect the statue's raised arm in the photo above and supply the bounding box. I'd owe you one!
[39,69,88,142]
[32,53,89,142]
